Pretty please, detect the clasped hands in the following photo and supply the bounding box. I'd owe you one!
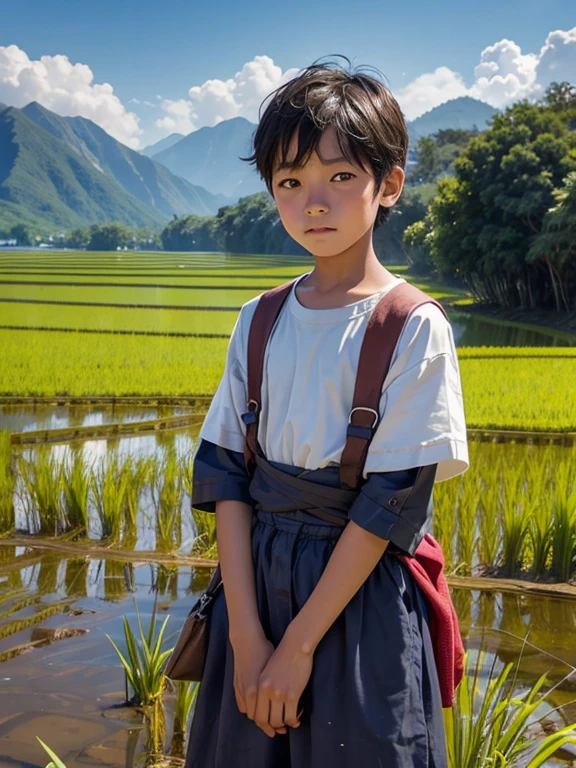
[232,626,313,738]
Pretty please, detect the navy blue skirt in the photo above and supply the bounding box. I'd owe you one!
[185,505,447,767]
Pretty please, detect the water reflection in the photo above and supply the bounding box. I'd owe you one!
[448,308,576,347]
[0,402,207,435]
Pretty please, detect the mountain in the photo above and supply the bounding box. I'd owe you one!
[0,105,166,231]
[410,97,498,137]
[22,101,231,218]
[151,116,265,198]
[141,133,184,157]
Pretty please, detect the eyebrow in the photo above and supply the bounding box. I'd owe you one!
[275,155,351,171]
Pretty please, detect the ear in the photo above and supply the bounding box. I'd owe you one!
[378,166,405,208]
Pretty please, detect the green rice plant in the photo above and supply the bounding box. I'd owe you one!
[90,449,130,541]
[500,466,531,577]
[444,646,576,768]
[191,507,218,559]
[120,453,152,548]
[526,459,555,580]
[150,447,184,552]
[61,447,91,534]
[107,596,173,707]
[36,737,67,768]
[0,429,15,534]
[18,447,65,535]
[456,474,478,576]
[432,480,458,572]
[170,680,200,757]
[550,460,576,581]
[476,474,500,571]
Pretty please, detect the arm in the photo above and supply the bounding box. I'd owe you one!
[215,499,262,643]
[216,499,287,738]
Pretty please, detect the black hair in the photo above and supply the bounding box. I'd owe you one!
[241,54,408,228]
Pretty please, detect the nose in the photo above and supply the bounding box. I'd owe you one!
[305,203,329,216]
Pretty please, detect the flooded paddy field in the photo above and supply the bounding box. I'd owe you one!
[0,548,575,767]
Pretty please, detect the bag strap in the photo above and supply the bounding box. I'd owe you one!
[340,282,449,489]
[241,278,449,489]
[240,279,296,477]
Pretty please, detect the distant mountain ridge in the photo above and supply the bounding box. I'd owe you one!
[141,133,185,157]
[150,116,265,198]
[411,96,498,138]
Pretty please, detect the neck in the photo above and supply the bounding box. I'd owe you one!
[306,229,394,294]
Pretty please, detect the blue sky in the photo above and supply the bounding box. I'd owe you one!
[2,0,575,149]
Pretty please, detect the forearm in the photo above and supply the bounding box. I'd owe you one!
[285,520,389,654]
[215,500,265,645]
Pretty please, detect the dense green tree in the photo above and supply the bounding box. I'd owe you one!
[527,171,576,311]
[67,227,90,249]
[87,222,133,251]
[408,128,479,184]
[9,223,32,245]
[426,88,576,310]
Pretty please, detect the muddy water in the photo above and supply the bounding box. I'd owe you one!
[0,546,575,766]
[0,547,209,767]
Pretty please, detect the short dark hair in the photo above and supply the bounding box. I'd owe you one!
[241,55,408,228]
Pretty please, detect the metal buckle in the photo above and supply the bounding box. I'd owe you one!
[348,406,379,429]
[246,399,259,412]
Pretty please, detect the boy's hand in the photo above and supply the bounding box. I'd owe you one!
[231,630,287,738]
[253,635,313,735]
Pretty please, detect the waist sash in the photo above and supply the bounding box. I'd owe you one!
[249,453,358,526]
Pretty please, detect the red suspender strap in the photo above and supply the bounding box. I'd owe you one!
[241,278,449,489]
[241,279,296,477]
[339,282,449,489]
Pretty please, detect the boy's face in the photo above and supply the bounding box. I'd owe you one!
[271,124,404,257]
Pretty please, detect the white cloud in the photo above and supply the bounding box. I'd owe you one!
[156,55,300,135]
[396,26,576,120]
[0,44,143,148]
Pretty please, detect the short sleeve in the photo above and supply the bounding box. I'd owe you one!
[198,307,249,454]
[363,302,469,482]
[192,438,253,513]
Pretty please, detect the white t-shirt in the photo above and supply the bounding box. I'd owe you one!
[199,272,469,483]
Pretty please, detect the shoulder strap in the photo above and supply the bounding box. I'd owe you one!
[241,279,449,489]
[339,282,448,489]
[240,279,296,477]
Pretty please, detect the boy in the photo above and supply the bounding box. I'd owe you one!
[186,56,469,767]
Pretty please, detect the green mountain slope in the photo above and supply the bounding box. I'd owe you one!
[411,96,498,137]
[22,101,230,217]
[0,105,166,230]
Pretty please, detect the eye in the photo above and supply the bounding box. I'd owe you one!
[277,171,355,189]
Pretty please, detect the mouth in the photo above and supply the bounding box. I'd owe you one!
[305,227,337,234]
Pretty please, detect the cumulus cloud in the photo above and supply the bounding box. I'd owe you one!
[396,26,576,120]
[156,55,300,134]
[0,44,143,148]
